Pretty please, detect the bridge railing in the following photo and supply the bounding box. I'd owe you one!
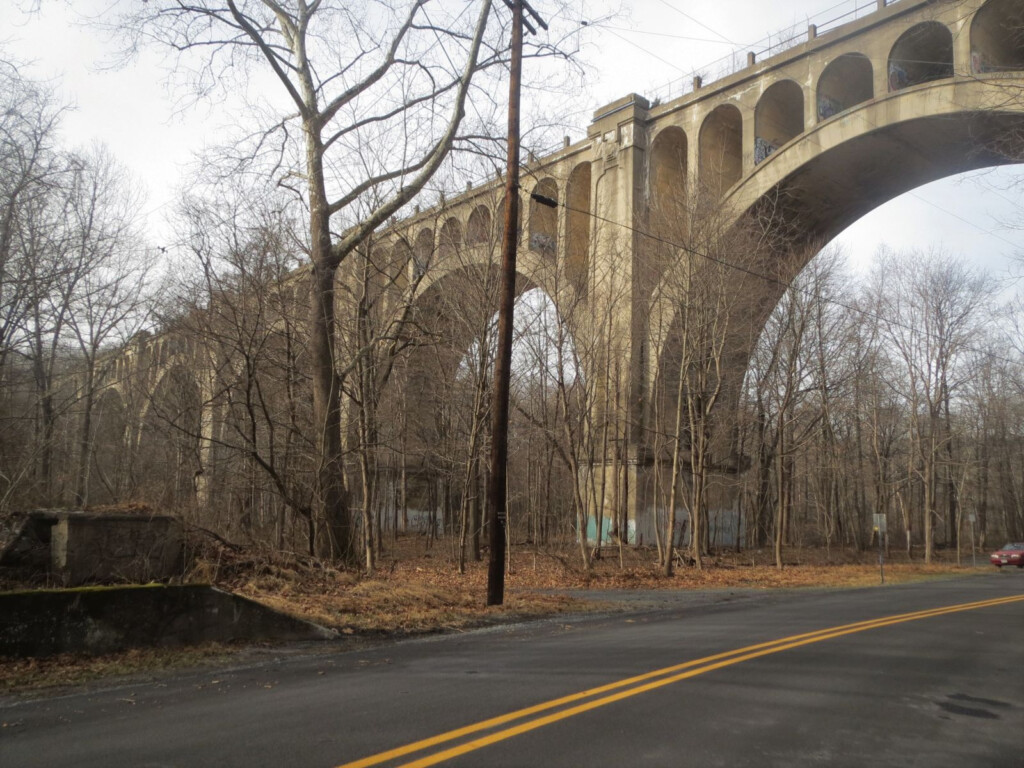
[644,0,903,107]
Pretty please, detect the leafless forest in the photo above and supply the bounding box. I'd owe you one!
[3,3,1024,575]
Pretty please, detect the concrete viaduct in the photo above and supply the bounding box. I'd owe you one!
[83,0,1024,544]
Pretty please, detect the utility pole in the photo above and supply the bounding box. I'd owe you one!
[487,0,546,606]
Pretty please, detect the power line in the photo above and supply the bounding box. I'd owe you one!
[601,26,735,45]
[604,28,691,74]
[629,0,983,106]
[534,194,1022,369]
[653,0,735,45]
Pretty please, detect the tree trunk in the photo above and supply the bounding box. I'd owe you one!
[74,360,97,506]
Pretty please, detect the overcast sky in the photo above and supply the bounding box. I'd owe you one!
[7,0,1024,284]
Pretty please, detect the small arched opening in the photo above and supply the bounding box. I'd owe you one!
[755,80,804,164]
[466,205,491,246]
[971,0,1024,73]
[390,237,412,291]
[699,103,743,195]
[888,22,954,91]
[649,126,688,234]
[565,162,591,291]
[439,218,462,260]
[817,53,873,121]
[496,193,523,240]
[413,228,433,279]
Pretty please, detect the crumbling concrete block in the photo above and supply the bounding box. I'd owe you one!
[1,511,184,586]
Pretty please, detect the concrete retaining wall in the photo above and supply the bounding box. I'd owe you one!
[0,511,184,586]
[0,584,335,658]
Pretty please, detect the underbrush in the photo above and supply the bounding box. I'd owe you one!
[0,529,982,694]
[182,532,979,634]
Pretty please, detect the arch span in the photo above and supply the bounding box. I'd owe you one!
[731,79,1024,251]
[88,388,128,505]
[135,363,203,509]
[649,77,1024,451]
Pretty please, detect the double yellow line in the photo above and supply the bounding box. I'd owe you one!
[338,593,1024,768]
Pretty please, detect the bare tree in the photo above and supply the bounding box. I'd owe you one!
[111,0,511,561]
[63,146,152,506]
[168,187,316,550]
[865,248,996,563]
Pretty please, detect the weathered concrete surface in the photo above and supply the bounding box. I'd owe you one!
[0,510,184,586]
[0,584,336,658]
[0,512,54,579]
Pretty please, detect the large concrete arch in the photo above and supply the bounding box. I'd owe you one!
[87,388,128,505]
[649,87,1024,465]
[625,0,1024,540]
[397,261,584,471]
[87,0,1024,543]
[134,362,203,509]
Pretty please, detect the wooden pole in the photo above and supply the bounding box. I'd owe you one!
[486,0,524,606]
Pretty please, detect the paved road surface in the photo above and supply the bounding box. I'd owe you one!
[2,573,1022,767]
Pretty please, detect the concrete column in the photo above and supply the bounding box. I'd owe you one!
[951,10,974,78]
[584,93,653,539]
[687,108,701,195]
[805,77,818,130]
[742,93,758,174]
[874,46,892,97]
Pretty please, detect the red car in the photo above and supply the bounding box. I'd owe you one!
[990,542,1024,568]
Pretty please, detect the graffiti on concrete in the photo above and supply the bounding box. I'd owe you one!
[971,49,995,73]
[754,137,779,164]
[888,61,908,90]
[529,232,556,256]
[817,94,842,121]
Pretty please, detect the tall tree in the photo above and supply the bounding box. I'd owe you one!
[866,248,996,563]
[114,0,506,560]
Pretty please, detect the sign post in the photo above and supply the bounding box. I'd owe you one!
[968,512,977,568]
[873,513,887,585]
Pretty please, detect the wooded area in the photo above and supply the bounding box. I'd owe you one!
[3,2,1024,577]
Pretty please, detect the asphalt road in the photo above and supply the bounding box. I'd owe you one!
[2,573,1022,768]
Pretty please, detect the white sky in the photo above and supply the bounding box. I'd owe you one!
[7,0,1024,284]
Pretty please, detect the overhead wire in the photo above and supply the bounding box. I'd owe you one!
[412,0,1024,362]
[581,0,1024,254]
[653,0,736,45]
[536,194,1023,370]
[599,26,735,45]
[603,27,692,74]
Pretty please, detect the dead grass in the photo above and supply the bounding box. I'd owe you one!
[214,537,979,634]
[0,535,983,695]
[0,644,232,696]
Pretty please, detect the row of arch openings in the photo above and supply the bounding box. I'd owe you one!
[385,167,592,289]
[653,0,1024,193]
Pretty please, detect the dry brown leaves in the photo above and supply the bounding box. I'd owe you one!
[213,537,975,635]
[0,644,231,695]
